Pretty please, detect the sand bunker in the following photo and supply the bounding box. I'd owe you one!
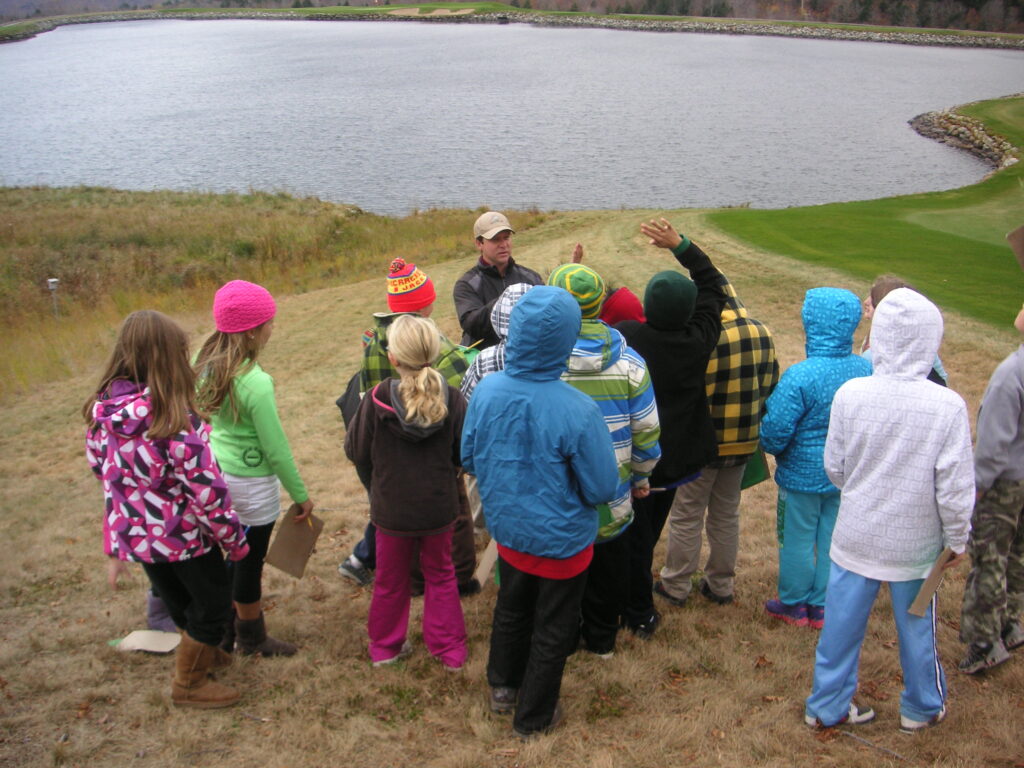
[387,7,474,15]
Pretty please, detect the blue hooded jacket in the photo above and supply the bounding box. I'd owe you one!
[760,287,872,494]
[461,287,619,559]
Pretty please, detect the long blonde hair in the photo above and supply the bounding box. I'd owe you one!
[193,327,266,418]
[83,310,200,439]
[388,314,447,428]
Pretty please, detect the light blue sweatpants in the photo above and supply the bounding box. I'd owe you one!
[805,563,947,726]
[776,488,839,607]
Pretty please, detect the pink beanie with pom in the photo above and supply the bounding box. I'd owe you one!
[213,280,277,333]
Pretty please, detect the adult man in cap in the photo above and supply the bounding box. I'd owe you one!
[453,211,544,350]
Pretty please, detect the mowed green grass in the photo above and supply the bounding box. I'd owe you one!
[708,95,1024,327]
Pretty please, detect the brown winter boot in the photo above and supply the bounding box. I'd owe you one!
[171,634,240,709]
[234,613,297,657]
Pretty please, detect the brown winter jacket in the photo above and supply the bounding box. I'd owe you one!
[344,378,465,536]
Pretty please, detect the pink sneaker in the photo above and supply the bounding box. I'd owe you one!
[807,605,825,630]
[765,599,809,627]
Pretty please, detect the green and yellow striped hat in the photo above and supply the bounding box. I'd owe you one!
[547,263,606,319]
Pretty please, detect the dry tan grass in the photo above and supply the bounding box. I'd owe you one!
[1,210,1021,768]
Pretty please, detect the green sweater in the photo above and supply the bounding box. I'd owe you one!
[209,362,308,504]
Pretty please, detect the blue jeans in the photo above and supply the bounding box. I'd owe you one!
[806,562,947,726]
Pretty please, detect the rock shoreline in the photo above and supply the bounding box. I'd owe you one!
[2,9,1023,49]
[909,105,1021,169]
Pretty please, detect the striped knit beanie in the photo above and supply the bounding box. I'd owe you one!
[213,280,277,333]
[386,258,436,313]
[547,263,606,319]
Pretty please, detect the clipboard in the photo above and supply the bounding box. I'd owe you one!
[908,547,954,617]
[1007,225,1024,271]
[265,503,323,579]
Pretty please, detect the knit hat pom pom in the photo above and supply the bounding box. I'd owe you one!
[389,258,408,275]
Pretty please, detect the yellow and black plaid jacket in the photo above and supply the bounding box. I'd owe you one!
[705,281,779,457]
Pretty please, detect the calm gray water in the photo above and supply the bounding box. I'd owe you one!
[1,19,1022,214]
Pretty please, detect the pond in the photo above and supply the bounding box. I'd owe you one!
[1,19,1021,214]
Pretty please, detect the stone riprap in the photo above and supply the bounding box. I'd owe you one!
[910,106,1021,168]
[2,9,1023,49]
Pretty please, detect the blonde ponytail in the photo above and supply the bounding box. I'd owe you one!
[388,315,448,428]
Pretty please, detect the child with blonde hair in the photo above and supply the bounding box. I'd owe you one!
[345,314,468,669]
[85,310,249,708]
[195,280,315,657]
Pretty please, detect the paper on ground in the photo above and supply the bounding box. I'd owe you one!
[115,629,181,653]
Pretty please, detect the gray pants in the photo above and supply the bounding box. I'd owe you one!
[659,462,746,600]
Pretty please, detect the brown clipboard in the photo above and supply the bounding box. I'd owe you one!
[908,547,954,617]
[265,503,323,579]
[1007,225,1024,271]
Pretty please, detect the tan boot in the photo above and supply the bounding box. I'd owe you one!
[171,634,240,709]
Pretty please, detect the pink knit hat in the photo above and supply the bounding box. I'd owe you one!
[213,280,277,333]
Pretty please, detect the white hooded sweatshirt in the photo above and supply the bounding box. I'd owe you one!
[824,288,974,581]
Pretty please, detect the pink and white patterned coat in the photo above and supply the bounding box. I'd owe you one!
[86,381,249,564]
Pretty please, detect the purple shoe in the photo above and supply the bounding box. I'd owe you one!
[807,605,825,630]
[765,599,809,627]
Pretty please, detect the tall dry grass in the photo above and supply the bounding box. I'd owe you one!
[0,208,1021,767]
[0,187,547,400]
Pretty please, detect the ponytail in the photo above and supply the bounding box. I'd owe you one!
[387,315,448,428]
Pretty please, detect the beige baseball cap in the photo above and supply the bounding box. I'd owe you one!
[473,211,515,240]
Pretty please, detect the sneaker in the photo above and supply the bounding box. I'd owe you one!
[630,610,662,640]
[371,640,412,668]
[514,701,564,738]
[806,604,825,630]
[698,578,733,605]
[653,581,687,607]
[958,640,1010,674]
[765,599,809,627]
[489,686,517,715]
[899,705,947,733]
[458,578,482,597]
[338,555,373,587]
[1002,620,1024,651]
[805,700,876,729]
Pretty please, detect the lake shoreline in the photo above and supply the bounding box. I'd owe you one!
[3,8,1022,49]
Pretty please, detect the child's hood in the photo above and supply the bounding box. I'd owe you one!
[91,380,151,438]
[870,288,942,380]
[802,287,862,358]
[371,379,449,442]
[505,287,582,381]
[566,319,624,374]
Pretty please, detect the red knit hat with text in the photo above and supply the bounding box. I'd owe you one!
[213,280,277,333]
[386,258,436,313]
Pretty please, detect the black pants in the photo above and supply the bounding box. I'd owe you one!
[487,556,588,735]
[623,488,677,628]
[230,521,274,604]
[580,533,629,653]
[142,549,232,646]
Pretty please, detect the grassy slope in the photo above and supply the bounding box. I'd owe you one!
[1,94,1023,768]
[1,209,1021,768]
[708,95,1024,327]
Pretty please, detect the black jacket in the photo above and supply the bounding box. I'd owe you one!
[616,241,726,485]
[453,258,544,349]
